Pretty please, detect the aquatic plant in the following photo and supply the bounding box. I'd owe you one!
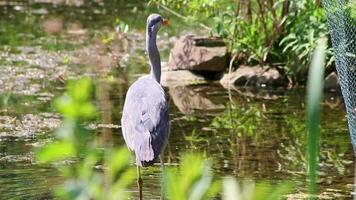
[211,104,263,137]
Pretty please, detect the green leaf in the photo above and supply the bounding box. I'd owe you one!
[67,77,93,103]
[306,38,326,196]
[37,141,75,163]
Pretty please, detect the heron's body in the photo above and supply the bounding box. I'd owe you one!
[121,75,169,166]
[121,14,170,189]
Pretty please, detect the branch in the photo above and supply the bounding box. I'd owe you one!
[158,4,211,31]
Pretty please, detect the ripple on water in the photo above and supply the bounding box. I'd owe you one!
[0,166,58,200]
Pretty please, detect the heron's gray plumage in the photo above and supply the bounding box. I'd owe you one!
[121,14,170,167]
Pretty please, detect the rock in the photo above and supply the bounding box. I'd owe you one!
[220,65,286,88]
[324,92,343,109]
[167,35,228,72]
[42,17,63,34]
[324,72,340,91]
[161,70,209,87]
[169,85,225,114]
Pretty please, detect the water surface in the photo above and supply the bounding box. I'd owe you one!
[0,1,354,199]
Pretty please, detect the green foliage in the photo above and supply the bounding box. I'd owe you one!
[36,78,136,200]
[211,104,263,137]
[306,38,326,197]
[41,36,78,51]
[54,78,96,119]
[150,0,221,18]
[150,0,331,81]
[349,1,356,20]
[0,15,43,47]
[101,18,130,45]
[164,153,220,200]
[184,129,207,143]
[115,18,130,34]
[223,177,293,200]
[280,2,330,81]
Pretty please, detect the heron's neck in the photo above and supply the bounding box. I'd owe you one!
[146,32,161,83]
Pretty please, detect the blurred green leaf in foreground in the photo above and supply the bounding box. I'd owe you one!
[36,78,135,200]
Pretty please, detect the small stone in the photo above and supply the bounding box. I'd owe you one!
[324,72,340,91]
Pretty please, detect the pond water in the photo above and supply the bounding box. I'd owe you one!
[0,1,354,199]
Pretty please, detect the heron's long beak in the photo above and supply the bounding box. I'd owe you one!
[162,18,169,26]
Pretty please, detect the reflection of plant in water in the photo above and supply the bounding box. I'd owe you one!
[185,129,207,143]
[278,112,307,170]
[211,104,263,137]
[223,177,293,200]
[184,115,198,122]
[280,111,351,175]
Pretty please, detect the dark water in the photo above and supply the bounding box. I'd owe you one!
[0,1,354,199]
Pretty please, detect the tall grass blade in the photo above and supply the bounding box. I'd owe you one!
[306,38,327,199]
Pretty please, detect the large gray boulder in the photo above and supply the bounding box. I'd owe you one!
[220,65,287,88]
[167,35,228,72]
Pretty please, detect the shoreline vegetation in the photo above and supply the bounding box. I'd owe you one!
[149,0,340,88]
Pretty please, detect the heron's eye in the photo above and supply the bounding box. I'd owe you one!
[151,18,161,26]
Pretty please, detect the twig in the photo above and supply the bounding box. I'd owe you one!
[158,4,211,31]
[228,53,238,103]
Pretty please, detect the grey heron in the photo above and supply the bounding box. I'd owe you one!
[121,14,170,199]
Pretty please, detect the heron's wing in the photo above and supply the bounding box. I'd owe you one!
[121,78,170,166]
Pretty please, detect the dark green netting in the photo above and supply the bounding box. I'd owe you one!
[323,0,356,152]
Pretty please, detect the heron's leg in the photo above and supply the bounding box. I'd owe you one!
[167,143,172,163]
[160,155,164,172]
[159,155,165,200]
[137,166,143,200]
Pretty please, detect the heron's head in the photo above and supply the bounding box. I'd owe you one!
[147,14,169,36]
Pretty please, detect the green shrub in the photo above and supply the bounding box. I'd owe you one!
[149,0,332,82]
